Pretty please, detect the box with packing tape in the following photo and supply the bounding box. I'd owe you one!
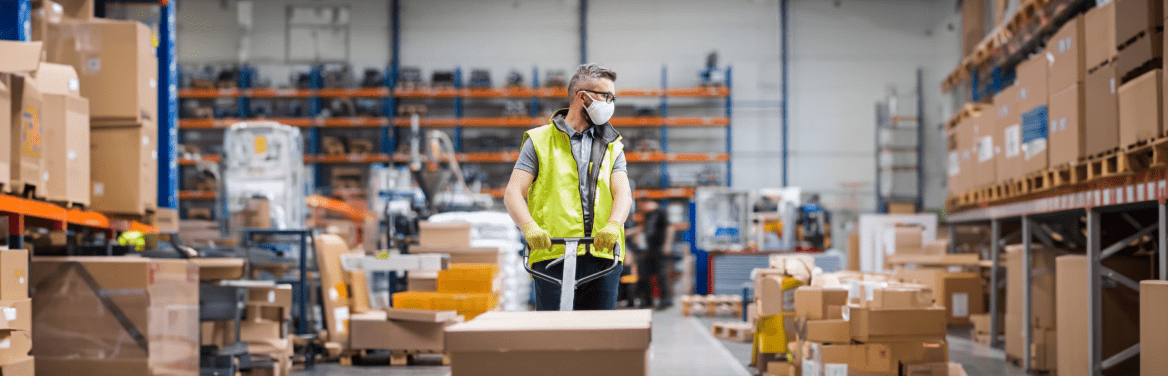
[349,308,462,351]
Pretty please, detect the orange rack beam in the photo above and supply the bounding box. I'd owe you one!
[306,195,371,222]
[634,188,696,199]
[317,88,391,98]
[178,88,240,98]
[246,88,314,98]
[179,155,221,166]
[179,190,217,200]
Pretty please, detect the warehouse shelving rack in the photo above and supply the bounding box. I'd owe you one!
[874,68,924,213]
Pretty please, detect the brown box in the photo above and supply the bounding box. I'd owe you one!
[1,356,33,376]
[1050,15,1086,92]
[871,288,924,309]
[937,273,984,326]
[0,299,32,332]
[853,340,948,375]
[994,86,1022,182]
[0,250,28,301]
[887,202,915,214]
[419,221,472,248]
[36,63,89,207]
[1085,62,1120,156]
[0,41,43,190]
[384,308,459,323]
[804,319,849,344]
[1118,69,1162,148]
[969,111,995,189]
[89,122,157,215]
[246,284,293,310]
[1086,1,1118,69]
[923,239,948,255]
[1117,30,1163,81]
[904,362,950,376]
[895,226,923,255]
[1017,54,1049,176]
[445,310,652,376]
[1048,84,1085,167]
[408,270,438,292]
[947,116,968,194]
[845,305,947,342]
[314,234,354,345]
[31,257,198,375]
[0,330,31,365]
[233,197,272,229]
[1057,255,1145,376]
[9,74,43,196]
[793,287,848,320]
[1142,280,1168,376]
[1004,244,1058,331]
[961,0,985,57]
[154,208,178,233]
[190,258,245,281]
[1116,0,1163,49]
[410,246,503,265]
[46,19,157,124]
[349,310,459,351]
[758,275,794,316]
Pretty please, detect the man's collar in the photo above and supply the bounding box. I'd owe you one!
[550,108,620,143]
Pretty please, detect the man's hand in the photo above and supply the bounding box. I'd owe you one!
[595,221,622,253]
[522,222,552,251]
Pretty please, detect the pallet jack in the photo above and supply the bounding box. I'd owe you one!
[523,237,622,311]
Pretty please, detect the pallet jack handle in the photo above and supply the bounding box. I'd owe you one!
[522,237,622,311]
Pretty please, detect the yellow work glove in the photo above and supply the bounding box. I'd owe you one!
[522,222,552,251]
[594,221,622,254]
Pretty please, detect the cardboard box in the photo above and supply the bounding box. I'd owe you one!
[887,202,915,214]
[154,207,178,233]
[0,41,43,190]
[847,232,860,271]
[1085,62,1120,156]
[853,340,948,375]
[894,226,923,255]
[0,299,31,332]
[1049,15,1086,93]
[923,239,948,255]
[46,19,157,123]
[905,362,950,376]
[419,221,472,248]
[89,122,157,215]
[1142,280,1168,376]
[31,257,199,375]
[1086,0,1118,69]
[349,310,459,351]
[189,257,245,281]
[969,112,995,189]
[2,356,33,376]
[845,305,947,342]
[871,288,924,309]
[947,116,969,195]
[793,287,848,320]
[313,234,353,345]
[961,0,985,57]
[0,250,27,301]
[240,318,283,342]
[1048,84,1085,167]
[245,284,292,310]
[994,86,1022,182]
[801,342,855,376]
[409,245,504,265]
[1016,55,1049,176]
[1117,30,1163,81]
[36,63,88,206]
[8,74,43,196]
[759,275,796,316]
[1004,244,1058,332]
[1116,0,1163,50]
[445,310,652,376]
[408,270,438,292]
[937,273,984,325]
[436,264,499,294]
[1118,69,1163,148]
[0,330,31,364]
[804,320,849,344]
[1057,255,1145,376]
[233,197,271,229]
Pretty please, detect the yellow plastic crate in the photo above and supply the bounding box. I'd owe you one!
[391,291,436,310]
[437,264,499,294]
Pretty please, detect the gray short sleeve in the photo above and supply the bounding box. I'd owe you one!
[514,138,538,176]
[612,149,627,173]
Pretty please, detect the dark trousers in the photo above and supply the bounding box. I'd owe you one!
[531,255,623,311]
[636,253,671,305]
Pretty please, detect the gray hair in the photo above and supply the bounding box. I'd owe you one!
[567,64,617,97]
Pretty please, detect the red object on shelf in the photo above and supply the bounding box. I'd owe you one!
[178,191,217,200]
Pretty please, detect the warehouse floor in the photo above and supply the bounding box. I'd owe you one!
[293,306,1023,376]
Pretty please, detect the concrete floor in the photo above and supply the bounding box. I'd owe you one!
[293,307,1021,376]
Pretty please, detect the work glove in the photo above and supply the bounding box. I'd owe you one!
[522,222,552,251]
[594,221,622,254]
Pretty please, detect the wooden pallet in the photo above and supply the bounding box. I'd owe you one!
[1123,137,1168,171]
[339,349,449,367]
[1086,149,1128,181]
[1048,162,1087,189]
[711,321,753,343]
[680,295,743,317]
[945,103,990,130]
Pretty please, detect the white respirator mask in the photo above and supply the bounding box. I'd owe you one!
[584,97,615,125]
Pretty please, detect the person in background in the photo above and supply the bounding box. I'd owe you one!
[636,199,675,309]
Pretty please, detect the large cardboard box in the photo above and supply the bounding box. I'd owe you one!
[1057,255,1145,376]
[8,74,43,197]
[46,19,157,124]
[853,340,948,376]
[894,226,923,255]
[0,41,43,197]
[1116,0,1163,49]
[1017,55,1049,176]
[994,85,1022,182]
[409,245,504,265]
[793,287,848,320]
[446,310,652,376]
[0,250,28,301]
[937,273,984,326]
[961,0,985,57]
[1085,62,1120,156]
[408,270,438,292]
[969,111,995,189]
[1118,69,1163,148]
[1086,1,1118,69]
[1143,280,1168,376]
[804,319,850,344]
[1116,30,1163,81]
[1,356,33,376]
[947,116,969,194]
[313,234,353,346]
[89,122,157,215]
[35,62,89,206]
[418,221,472,248]
[1050,15,1086,92]
[1048,84,1085,167]
[845,305,946,342]
[1003,244,1058,331]
[349,309,460,351]
[31,257,199,376]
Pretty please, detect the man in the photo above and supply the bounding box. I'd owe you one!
[635,199,674,309]
[504,64,632,311]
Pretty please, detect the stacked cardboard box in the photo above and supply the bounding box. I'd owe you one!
[445,310,652,376]
[1057,255,1145,376]
[349,308,462,351]
[1016,53,1049,177]
[1085,1,1120,157]
[994,85,1022,183]
[0,40,45,199]
[43,16,158,215]
[1003,245,1058,370]
[894,268,985,326]
[946,109,972,195]
[1048,15,1088,168]
[1142,280,1168,376]
[314,234,354,347]
[31,257,199,376]
[0,249,32,376]
[1115,0,1163,82]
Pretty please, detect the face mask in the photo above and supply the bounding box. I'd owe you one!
[584,97,615,125]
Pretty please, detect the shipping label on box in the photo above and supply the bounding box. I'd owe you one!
[1021,106,1048,162]
[1005,124,1021,157]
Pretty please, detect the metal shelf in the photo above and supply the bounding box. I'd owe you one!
[179,116,730,129]
[180,86,730,99]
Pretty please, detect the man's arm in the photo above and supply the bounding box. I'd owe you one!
[607,170,632,225]
[504,169,536,229]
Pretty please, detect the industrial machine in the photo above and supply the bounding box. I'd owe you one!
[223,122,308,231]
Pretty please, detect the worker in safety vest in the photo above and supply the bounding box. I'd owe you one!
[504,64,633,310]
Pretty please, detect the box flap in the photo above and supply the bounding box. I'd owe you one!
[33,62,80,95]
[385,308,458,323]
[445,310,652,352]
[0,41,43,73]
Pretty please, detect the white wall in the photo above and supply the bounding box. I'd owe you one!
[174,0,963,219]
